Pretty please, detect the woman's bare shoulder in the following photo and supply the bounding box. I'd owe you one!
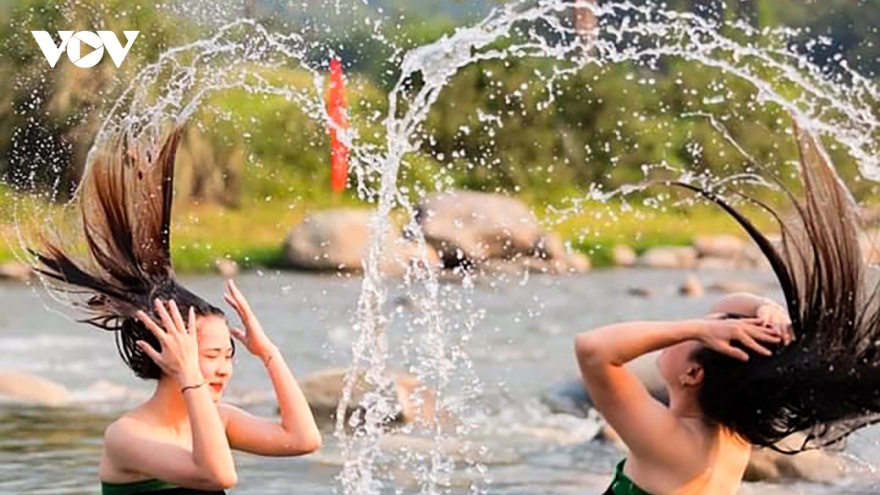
[103,409,156,445]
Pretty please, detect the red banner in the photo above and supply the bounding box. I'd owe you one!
[327,57,349,193]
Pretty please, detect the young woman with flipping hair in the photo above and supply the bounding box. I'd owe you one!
[575,125,880,495]
[31,129,321,495]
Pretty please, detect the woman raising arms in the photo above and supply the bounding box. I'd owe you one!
[576,125,880,495]
[576,296,787,495]
[31,129,321,494]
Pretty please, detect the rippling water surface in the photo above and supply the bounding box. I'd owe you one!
[1,269,879,494]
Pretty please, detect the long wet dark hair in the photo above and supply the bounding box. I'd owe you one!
[671,125,880,452]
[30,129,225,380]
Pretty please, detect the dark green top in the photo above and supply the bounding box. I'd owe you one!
[101,479,225,495]
[604,460,654,495]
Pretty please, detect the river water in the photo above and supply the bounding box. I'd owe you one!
[2,268,879,495]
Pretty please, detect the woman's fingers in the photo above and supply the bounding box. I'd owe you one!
[187,307,196,334]
[749,326,783,343]
[168,299,186,332]
[227,279,253,314]
[223,293,242,314]
[229,327,246,343]
[781,324,794,345]
[154,298,178,334]
[718,342,750,361]
[136,340,165,367]
[135,310,168,342]
[739,333,773,357]
[730,324,782,358]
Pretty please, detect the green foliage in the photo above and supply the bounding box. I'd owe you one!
[1,0,877,273]
[418,56,844,204]
[0,0,198,195]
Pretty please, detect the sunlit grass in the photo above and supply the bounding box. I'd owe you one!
[546,201,778,267]
[168,198,307,272]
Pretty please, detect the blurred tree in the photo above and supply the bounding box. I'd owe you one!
[0,0,193,198]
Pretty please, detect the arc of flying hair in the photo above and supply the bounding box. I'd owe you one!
[658,122,864,347]
[659,122,880,452]
[29,128,184,329]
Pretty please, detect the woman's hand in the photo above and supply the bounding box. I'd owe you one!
[224,279,276,360]
[756,301,794,345]
[135,299,203,385]
[698,317,783,361]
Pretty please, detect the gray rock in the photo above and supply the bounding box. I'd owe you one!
[533,232,568,262]
[744,433,844,482]
[283,209,441,276]
[416,191,542,268]
[612,245,637,267]
[693,235,746,259]
[300,368,445,427]
[543,352,667,416]
[637,246,698,269]
[695,256,739,271]
[679,274,704,298]
[707,280,767,294]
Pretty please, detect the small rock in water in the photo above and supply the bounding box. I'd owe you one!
[627,286,655,298]
[679,274,704,298]
[0,262,33,282]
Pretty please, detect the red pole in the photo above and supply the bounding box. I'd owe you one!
[327,57,349,194]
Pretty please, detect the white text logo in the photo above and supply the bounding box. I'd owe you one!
[31,31,139,68]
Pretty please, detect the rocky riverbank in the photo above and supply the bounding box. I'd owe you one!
[6,191,880,283]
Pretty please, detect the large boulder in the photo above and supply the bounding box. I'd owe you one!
[283,209,441,276]
[744,433,844,482]
[0,371,70,406]
[414,191,589,274]
[543,352,667,416]
[415,191,543,268]
[693,235,746,260]
[301,368,444,427]
[531,233,592,273]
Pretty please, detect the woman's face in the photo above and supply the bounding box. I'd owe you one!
[196,314,234,402]
[656,340,703,389]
